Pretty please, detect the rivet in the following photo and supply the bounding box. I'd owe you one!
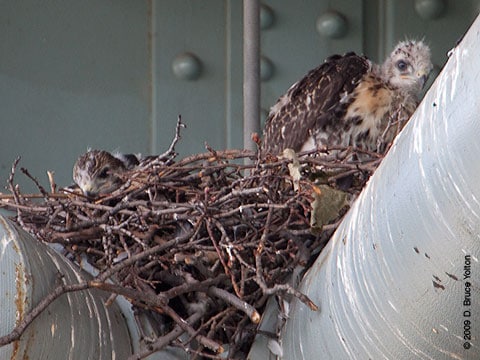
[172,52,202,81]
[260,4,275,30]
[260,56,274,82]
[316,11,348,39]
[415,0,446,20]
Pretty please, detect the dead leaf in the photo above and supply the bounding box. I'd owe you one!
[310,185,348,233]
[283,148,301,191]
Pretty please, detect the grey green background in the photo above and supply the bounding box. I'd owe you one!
[0,0,478,191]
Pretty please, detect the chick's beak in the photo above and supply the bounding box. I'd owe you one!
[417,70,431,88]
[81,183,96,197]
[421,75,429,88]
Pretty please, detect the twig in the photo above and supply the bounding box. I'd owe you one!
[128,310,204,360]
[0,281,90,346]
[254,207,318,311]
[0,137,388,357]
[21,167,49,198]
[141,115,186,169]
[7,157,26,228]
[207,286,260,324]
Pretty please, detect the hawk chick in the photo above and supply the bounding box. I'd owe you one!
[262,40,433,155]
[73,150,139,197]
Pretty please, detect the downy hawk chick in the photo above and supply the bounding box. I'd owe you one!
[262,40,433,155]
[72,150,140,197]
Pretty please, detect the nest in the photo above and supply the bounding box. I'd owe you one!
[0,120,385,359]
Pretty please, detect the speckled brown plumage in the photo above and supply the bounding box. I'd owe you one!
[262,40,432,155]
[72,150,139,197]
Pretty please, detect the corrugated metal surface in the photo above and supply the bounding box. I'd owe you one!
[0,215,133,359]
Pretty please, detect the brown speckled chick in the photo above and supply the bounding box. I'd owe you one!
[72,150,139,197]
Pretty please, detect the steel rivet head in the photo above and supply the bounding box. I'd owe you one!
[172,52,202,80]
[316,11,348,39]
[415,0,446,20]
[260,4,275,30]
[260,56,274,82]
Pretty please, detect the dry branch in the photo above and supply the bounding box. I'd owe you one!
[0,132,385,357]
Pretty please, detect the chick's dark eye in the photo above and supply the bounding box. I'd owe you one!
[98,167,110,179]
[396,60,408,71]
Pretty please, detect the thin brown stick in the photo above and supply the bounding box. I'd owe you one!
[0,138,387,357]
[207,286,260,324]
[0,281,90,346]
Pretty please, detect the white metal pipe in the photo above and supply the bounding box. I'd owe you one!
[0,214,189,360]
[281,17,480,360]
[243,0,261,152]
[0,215,133,359]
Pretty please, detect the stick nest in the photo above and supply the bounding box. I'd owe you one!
[0,120,385,359]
